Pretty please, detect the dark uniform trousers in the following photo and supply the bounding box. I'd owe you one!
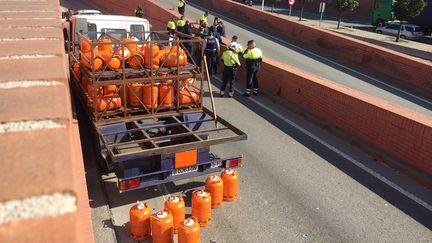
[205,50,217,75]
[178,6,185,15]
[246,62,260,93]
[221,66,237,94]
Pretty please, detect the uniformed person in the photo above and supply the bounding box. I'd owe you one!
[203,31,220,75]
[230,35,243,55]
[178,0,186,15]
[167,17,176,34]
[220,44,241,97]
[176,15,186,32]
[200,11,209,27]
[243,40,262,96]
[134,6,143,18]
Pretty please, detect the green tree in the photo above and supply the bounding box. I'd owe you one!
[393,0,427,42]
[333,0,359,29]
[298,0,314,21]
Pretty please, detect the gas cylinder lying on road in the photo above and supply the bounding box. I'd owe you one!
[221,168,238,201]
[178,217,200,243]
[164,195,185,234]
[205,174,224,208]
[129,201,152,241]
[151,209,174,243]
[191,190,211,227]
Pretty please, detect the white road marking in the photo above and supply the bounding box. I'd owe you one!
[188,1,432,107]
[213,75,432,212]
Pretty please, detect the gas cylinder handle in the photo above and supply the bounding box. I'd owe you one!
[137,201,145,210]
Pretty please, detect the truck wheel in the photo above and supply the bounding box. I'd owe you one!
[376,30,383,34]
[400,35,406,39]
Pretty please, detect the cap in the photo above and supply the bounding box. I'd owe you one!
[168,196,180,203]
[232,35,238,40]
[156,210,168,219]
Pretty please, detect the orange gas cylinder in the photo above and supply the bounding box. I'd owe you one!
[85,83,103,96]
[151,209,174,243]
[103,85,117,95]
[98,38,114,53]
[159,80,174,108]
[127,83,143,107]
[100,51,122,70]
[164,195,185,234]
[178,217,200,243]
[95,95,122,112]
[191,190,211,227]
[129,201,152,241]
[162,47,187,67]
[128,51,145,69]
[82,51,104,71]
[142,83,159,109]
[143,43,160,69]
[205,175,224,208]
[179,88,200,106]
[72,62,80,78]
[184,78,195,87]
[115,46,133,61]
[122,38,138,53]
[80,40,92,53]
[221,168,238,201]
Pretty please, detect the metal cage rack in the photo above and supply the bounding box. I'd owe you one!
[70,30,212,124]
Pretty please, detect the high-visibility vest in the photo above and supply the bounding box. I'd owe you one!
[167,21,176,30]
[231,41,243,54]
[243,48,262,59]
[176,19,186,27]
[178,0,185,7]
[200,15,207,23]
[222,50,240,67]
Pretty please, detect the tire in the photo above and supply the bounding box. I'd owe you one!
[400,35,406,39]
[376,30,383,34]
[376,19,385,27]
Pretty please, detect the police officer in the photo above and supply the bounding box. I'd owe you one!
[134,6,143,18]
[230,35,243,55]
[203,31,220,75]
[200,11,209,28]
[176,15,186,32]
[167,17,176,34]
[177,0,186,15]
[220,44,241,97]
[243,40,262,96]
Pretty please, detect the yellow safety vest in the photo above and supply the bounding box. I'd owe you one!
[222,50,240,67]
[176,19,186,27]
[167,21,176,30]
[200,15,207,22]
[231,41,243,53]
[178,0,185,7]
[243,48,262,59]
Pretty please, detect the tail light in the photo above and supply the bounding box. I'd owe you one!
[119,178,141,191]
[227,157,242,168]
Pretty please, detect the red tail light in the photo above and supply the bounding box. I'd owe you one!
[128,178,141,189]
[228,157,242,168]
[119,178,141,191]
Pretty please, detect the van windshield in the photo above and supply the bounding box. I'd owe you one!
[101,28,127,39]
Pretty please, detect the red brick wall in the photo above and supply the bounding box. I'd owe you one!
[191,0,432,97]
[0,0,94,242]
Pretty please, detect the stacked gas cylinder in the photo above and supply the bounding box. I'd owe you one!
[73,38,200,113]
[129,168,239,243]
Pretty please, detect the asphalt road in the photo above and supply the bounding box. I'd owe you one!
[164,0,432,117]
[61,0,432,242]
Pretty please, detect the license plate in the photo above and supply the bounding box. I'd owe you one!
[211,160,222,168]
[173,165,198,176]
